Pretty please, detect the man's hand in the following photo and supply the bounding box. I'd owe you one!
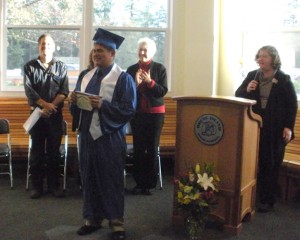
[41,107,53,118]
[69,91,77,104]
[89,96,102,109]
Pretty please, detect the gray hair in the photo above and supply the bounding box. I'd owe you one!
[255,45,281,70]
[138,37,157,58]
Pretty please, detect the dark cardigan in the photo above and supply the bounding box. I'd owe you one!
[126,61,168,111]
[235,69,298,139]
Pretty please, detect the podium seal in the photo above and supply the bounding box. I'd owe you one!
[194,114,224,145]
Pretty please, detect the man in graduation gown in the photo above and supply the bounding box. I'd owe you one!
[69,28,136,240]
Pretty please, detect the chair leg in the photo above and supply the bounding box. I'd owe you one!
[62,156,67,191]
[26,139,31,191]
[158,154,163,190]
[9,154,13,189]
[26,159,31,191]
[124,169,127,189]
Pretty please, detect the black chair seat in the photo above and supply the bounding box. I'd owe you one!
[0,143,10,155]
[126,144,134,156]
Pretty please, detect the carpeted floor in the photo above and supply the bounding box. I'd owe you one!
[1,162,300,240]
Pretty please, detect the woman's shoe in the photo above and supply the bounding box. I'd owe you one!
[111,231,126,240]
[77,225,101,235]
[30,189,42,199]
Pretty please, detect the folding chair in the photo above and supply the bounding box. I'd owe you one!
[76,132,82,190]
[124,123,134,188]
[26,120,68,191]
[124,123,163,189]
[60,120,68,191]
[0,119,13,189]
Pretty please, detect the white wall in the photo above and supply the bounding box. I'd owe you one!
[217,0,244,96]
[170,0,249,97]
[170,0,216,97]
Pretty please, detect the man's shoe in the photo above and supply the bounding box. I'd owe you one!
[111,231,126,240]
[30,189,42,199]
[131,186,142,195]
[77,225,101,235]
[141,189,152,196]
[49,188,65,198]
[257,203,274,213]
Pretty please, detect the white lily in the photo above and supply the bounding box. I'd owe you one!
[197,173,215,191]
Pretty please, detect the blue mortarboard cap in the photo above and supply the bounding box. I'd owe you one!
[93,28,125,50]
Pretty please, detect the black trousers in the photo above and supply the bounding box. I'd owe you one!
[257,112,286,206]
[131,113,164,189]
[29,112,63,190]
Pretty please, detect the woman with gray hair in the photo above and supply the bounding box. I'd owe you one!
[126,37,168,195]
[235,45,298,213]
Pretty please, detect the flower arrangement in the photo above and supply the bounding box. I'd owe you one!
[174,162,220,238]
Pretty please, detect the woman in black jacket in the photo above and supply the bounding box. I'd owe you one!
[235,45,298,212]
[126,37,168,195]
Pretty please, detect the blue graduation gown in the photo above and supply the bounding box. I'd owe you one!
[71,65,136,221]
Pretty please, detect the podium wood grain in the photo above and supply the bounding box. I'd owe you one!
[172,96,262,235]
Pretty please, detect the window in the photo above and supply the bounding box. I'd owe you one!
[240,0,300,95]
[6,28,81,90]
[92,0,168,76]
[2,0,169,91]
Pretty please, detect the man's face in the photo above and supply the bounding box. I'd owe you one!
[92,44,115,68]
[38,36,55,58]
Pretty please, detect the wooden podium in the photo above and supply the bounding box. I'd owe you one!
[172,96,262,235]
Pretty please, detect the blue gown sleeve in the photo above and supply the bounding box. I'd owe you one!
[99,72,137,134]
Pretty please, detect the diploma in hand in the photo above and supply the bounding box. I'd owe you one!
[23,107,42,133]
[75,91,97,111]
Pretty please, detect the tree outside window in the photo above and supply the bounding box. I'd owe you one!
[3,0,168,91]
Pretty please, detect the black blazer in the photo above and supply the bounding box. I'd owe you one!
[235,69,298,139]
